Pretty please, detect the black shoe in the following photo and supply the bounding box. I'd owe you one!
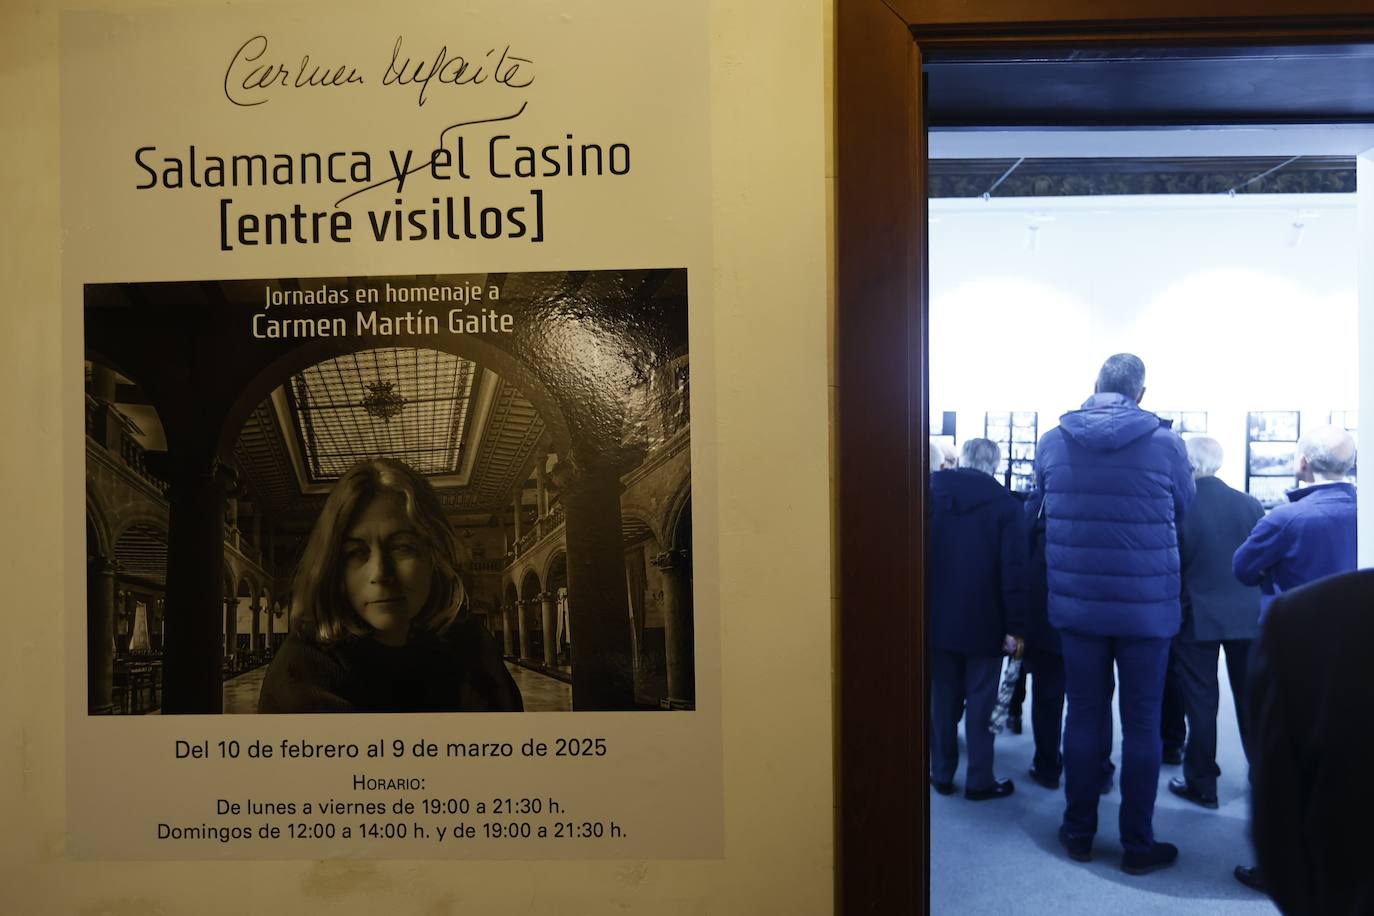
[1162,746,1184,766]
[1167,776,1218,809]
[1121,841,1179,875]
[1007,715,1023,735]
[930,778,955,796]
[1028,765,1060,790]
[1234,865,1267,892]
[1057,826,1092,863]
[965,779,1014,801]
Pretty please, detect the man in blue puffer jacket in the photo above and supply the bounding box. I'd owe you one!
[1036,353,1195,875]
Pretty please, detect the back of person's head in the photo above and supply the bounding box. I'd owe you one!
[1186,436,1224,478]
[1094,353,1146,401]
[292,457,468,644]
[959,438,1000,476]
[1298,425,1357,481]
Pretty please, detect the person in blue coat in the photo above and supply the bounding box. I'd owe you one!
[1232,425,1358,622]
[1037,353,1195,875]
[928,438,1029,801]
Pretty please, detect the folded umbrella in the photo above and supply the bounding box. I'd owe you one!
[988,656,1024,735]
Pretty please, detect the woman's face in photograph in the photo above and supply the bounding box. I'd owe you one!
[340,493,435,645]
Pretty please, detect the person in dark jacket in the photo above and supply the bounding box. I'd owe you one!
[1022,490,1116,793]
[1036,354,1195,875]
[928,438,1029,801]
[1247,570,1374,916]
[1165,437,1264,810]
[1231,424,1356,892]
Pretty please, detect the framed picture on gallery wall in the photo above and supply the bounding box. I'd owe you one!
[984,411,1037,492]
[1157,410,1208,438]
[1248,441,1296,477]
[1247,476,1293,510]
[1249,410,1301,442]
[1329,409,1358,431]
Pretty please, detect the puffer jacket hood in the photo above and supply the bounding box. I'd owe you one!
[1058,392,1166,453]
[931,468,1005,513]
[1036,392,1195,639]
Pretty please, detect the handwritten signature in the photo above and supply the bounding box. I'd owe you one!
[224,35,534,108]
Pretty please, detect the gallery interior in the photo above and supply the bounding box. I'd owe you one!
[84,269,693,715]
[920,42,1374,916]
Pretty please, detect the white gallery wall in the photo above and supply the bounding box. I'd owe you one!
[930,192,1359,497]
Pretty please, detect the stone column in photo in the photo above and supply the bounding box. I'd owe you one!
[560,461,636,709]
[512,493,523,554]
[161,461,234,713]
[87,556,117,713]
[249,599,262,652]
[501,603,516,656]
[540,591,557,666]
[223,594,238,658]
[652,548,695,704]
[517,598,532,660]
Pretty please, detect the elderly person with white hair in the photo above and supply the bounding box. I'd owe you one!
[928,437,1028,801]
[1164,437,1265,812]
[1233,425,1358,623]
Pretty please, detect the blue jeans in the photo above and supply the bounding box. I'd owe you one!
[1060,631,1171,853]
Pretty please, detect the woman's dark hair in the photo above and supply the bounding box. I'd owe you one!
[291,458,467,644]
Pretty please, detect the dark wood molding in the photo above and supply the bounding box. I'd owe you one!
[836,1,925,913]
[836,3,1374,915]
[887,0,1374,32]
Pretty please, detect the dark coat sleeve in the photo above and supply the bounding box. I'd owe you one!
[257,638,355,713]
[1249,572,1374,916]
[446,617,524,712]
[1246,619,1303,913]
[1233,512,1287,589]
[1000,498,1030,639]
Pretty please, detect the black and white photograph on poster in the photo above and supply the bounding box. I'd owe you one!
[85,268,694,716]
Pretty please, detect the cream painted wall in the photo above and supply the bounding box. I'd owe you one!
[0,3,834,914]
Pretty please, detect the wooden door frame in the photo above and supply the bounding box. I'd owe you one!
[835,2,1374,913]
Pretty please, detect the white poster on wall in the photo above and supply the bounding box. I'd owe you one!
[64,1,718,859]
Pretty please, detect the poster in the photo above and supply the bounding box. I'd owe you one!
[63,2,720,859]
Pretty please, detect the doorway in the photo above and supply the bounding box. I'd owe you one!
[836,12,1374,915]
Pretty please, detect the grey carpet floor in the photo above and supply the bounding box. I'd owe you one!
[931,655,1279,915]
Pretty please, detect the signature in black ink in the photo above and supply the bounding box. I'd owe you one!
[383,36,534,107]
[333,101,529,207]
[224,36,365,107]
